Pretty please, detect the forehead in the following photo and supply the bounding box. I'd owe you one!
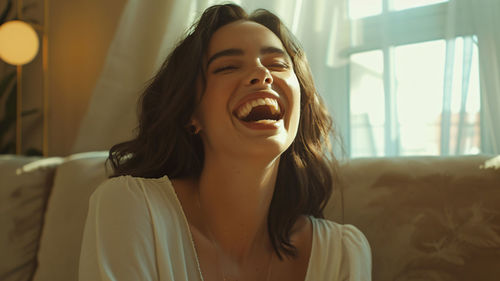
[207,20,285,55]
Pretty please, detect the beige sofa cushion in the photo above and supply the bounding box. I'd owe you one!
[0,155,63,281]
[326,155,500,281]
[32,152,109,281]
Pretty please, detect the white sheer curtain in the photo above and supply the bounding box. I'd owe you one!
[455,0,500,155]
[72,0,350,153]
[440,0,500,155]
[73,0,194,152]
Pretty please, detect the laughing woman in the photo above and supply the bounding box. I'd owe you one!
[79,3,371,281]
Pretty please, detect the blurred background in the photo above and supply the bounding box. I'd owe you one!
[0,0,498,158]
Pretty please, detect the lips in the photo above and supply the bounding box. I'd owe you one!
[232,93,284,124]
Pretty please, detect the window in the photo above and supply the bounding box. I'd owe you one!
[348,0,448,19]
[347,0,480,157]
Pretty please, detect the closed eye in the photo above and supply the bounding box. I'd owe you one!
[213,65,239,74]
[267,62,290,71]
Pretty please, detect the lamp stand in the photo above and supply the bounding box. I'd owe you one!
[16,65,22,155]
[42,0,49,157]
[13,0,50,156]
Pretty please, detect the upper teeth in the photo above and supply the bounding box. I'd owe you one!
[236,98,281,119]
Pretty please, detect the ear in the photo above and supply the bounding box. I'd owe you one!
[189,118,201,134]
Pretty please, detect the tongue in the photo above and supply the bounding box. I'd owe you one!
[242,105,277,122]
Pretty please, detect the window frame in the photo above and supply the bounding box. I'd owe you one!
[344,1,478,157]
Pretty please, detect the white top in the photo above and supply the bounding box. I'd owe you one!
[79,176,372,281]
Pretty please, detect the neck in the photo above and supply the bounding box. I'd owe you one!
[197,152,279,264]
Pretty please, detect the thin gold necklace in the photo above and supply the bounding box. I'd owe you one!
[196,190,273,281]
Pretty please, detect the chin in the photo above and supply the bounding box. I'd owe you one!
[238,135,293,161]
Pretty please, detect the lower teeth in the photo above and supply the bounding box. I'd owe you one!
[253,119,277,124]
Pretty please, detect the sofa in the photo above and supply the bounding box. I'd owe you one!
[1,152,499,281]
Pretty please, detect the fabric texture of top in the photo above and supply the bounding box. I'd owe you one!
[79,175,372,281]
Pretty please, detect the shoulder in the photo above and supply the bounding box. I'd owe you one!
[310,218,372,280]
[311,218,369,247]
[338,223,372,280]
[92,175,171,199]
[89,176,149,217]
[89,175,173,214]
[80,177,167,281]
[338,223,371,264]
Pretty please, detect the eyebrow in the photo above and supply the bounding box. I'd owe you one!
[206,46,287,68]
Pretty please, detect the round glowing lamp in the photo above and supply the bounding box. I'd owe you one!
[0,20,39,65]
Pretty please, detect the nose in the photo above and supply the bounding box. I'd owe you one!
[247,65,273,86]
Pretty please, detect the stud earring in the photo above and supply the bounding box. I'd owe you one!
[188,121,201,135]
[191,125,201,135]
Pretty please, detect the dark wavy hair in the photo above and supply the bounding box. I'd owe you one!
[109,3,338,260]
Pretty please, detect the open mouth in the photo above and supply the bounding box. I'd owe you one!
[233,97,284,123]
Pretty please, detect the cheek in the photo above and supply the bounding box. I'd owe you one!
[197,81,234,127]
[288,75,302,141]
[286,74,301,116]
[198,95,222,127]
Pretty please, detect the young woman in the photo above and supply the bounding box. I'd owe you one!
[79,4,371,281]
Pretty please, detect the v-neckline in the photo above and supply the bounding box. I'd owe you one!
[162,175,315,281]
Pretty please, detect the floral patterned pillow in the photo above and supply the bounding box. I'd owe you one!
[326,155,500,281]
